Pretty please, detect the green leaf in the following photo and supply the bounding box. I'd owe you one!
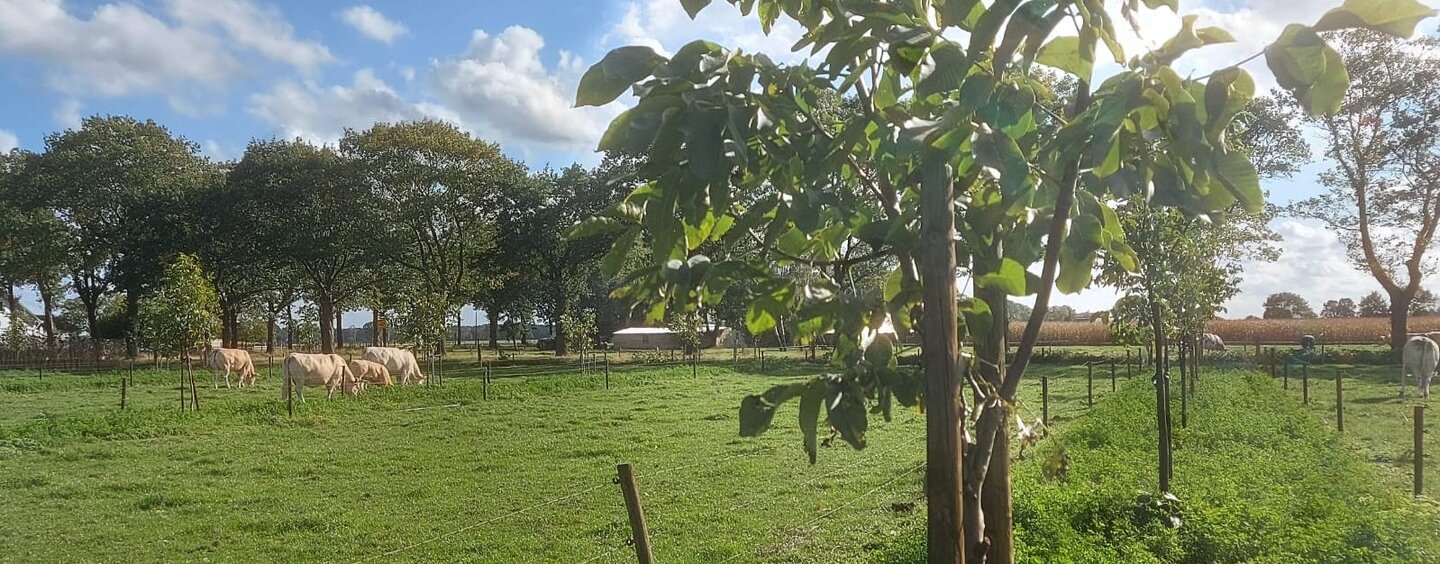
[825,380,868,451]
[740,382,807,437]
[1212,150,1263,213]
[576,46,666,107]
[1204,67,1255,141]
[1264,25,1349,116]
[680,0,713,19]
[916,41,966,100]
[566,216,627,240]
[976,258,1029,296]
[1035,36,1093,81]
[957,297,992,342]
[601,227,639,278]
[798,381,824,464]
[939,0,984,30]
[1313,0,1437,38]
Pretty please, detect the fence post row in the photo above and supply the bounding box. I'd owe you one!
[616,464,656,564]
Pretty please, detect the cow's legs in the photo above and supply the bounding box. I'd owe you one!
[224,367,233,389]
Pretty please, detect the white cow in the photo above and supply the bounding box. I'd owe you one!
[1200,333,1226,352]
[281,353,361,401]
[1402,335,1439,398]
[361,346,426,385]
[203,348,258,388]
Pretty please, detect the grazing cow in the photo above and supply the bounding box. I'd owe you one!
[349,359,393,387]
[281,353,361,401]
[1402,335,1439,398]
[1200,333,1226,352]
[203,348,258,388]
[361,346,426,385]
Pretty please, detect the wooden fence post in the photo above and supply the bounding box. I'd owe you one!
[1335,368,1343,432]
[286,375,294,417]
[1284,362,1290,390]
[483,364,490,401]
[1110,360,1116,393]
[1416,405,1425,497]
[616,463,656,564]
[604,349,611,390]
[1303,364,1310,404]
[1087,363,1093,408]
[1127,349,1133,379]
[1042,375,1049,426]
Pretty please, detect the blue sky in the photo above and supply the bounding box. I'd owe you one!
[2,0,1436,325]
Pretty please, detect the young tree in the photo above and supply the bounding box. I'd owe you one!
[136,254,220,359]
[574,1,1428,560]
[1263,291,1318,318]
[1290,31,1440,350]
[1321,297,1358,318]
[1359,290,1390,316]
[229,139,387,353]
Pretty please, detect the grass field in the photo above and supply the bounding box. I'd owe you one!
[877,368,1440,562]
[0,358,1104,563]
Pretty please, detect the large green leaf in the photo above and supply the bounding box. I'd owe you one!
[1035,36,1093,81]
[1313,0,1437,38]
[566,216,627,240]
[681,0,714,19]
[739,382,808,437]
[1264,25,1349,116]
[825,380,868,451]
[798,381,824,464]
[977,257,1029,296]
[575,46,666,107]
[1203,67,1255,141]
[1212,150,1263,213]
[601,227,639,277]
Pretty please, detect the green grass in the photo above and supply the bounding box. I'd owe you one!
[1268,363,1439,503]
[0,359,1103,562]
[876,368,1440,563]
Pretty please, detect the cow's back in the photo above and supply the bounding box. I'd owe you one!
[363,347,421,380]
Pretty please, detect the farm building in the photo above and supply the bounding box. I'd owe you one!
[611,326,738,350]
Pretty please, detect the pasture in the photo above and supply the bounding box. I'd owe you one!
[0,356,1100,563]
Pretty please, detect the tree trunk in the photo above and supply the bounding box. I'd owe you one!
[456,311,463,347]
[974,282,1013,563]
[37,284,57,350]
[1389,289,1413,352]
[285,305,295,349]
[124,287,140,358]
[918,163,965,564]
[371,310,381,347]
[266,317,275,353]
[488,308,500,349]
[334,309,344,349]
[1151,299,1174,492]
[318,299,335,354]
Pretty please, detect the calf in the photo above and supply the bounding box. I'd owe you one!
[281,353,361,401]
[361,346,426,385]
[349,359,393,387]
[203,348,258,388]
[1402,335,1439,398]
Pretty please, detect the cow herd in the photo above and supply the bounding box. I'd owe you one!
[201,346,426,402]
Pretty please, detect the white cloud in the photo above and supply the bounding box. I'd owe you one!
[431,26,613,147]
[603,0,808,62]
[0,130,17,152]
[0,0,331,110]
[53,99,81,129]
[248,68,451,143]
[340,5,408,44]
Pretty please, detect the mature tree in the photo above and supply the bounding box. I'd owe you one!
[1044,305,1077,322]
[1321,297,1358,318]
[575,0,1419,559]
[518,162,626,356]
[34,116,211,356]
[195,160,278,348]
[1290,30,1440,350]
[342,121,522,354]
[1359,290,1390,316]
[1263,291,1318,319]
[1412,288,1437,316]
[229,139,387,353]
[0,150,73,349]
[136,254,220,359]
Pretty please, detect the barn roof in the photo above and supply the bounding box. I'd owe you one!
[613,327,676,335]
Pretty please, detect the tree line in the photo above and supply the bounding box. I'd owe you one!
[0,117,637,357]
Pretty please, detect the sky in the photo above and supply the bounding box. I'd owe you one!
[1,0,1437,326]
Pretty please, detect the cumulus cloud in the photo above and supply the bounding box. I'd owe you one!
[431,26,612,147]
[0,130,17,152]
[603,0,809,63]
[0,0,331,109]
[53,99,81,129]
[340,5,408,44]
[247,68,452,143]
